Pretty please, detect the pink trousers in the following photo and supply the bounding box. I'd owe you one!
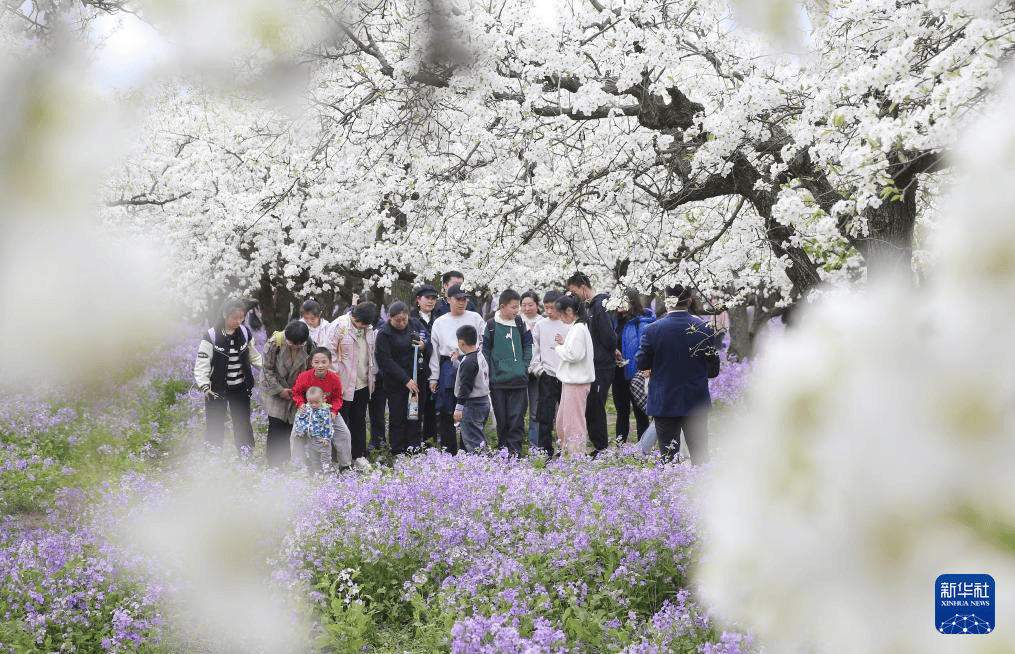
[556,383,590,457]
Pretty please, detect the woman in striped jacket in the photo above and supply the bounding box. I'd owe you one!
[194,298,263,454]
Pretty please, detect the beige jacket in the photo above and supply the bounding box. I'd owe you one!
[261,337,313,423]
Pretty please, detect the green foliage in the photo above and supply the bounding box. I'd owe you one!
[879,178,905,203]
[0,621,40,653]
[315,568,377,652]
[1,333,754,654]
[0,529,164,654]
[0,461,66,514]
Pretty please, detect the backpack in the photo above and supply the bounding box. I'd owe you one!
[208,325,251,349]
[484,315,527,352]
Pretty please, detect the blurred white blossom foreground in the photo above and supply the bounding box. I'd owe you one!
[698,73,1015,652]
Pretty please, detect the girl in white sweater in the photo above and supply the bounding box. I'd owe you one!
[552,293,595,457]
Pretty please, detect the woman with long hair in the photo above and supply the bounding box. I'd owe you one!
[552,293,595,457]
[328,301,378,471]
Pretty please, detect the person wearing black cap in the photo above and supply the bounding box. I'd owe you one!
[411,284,440,446]
[433,270,479,319]
[565,271,617,455]
[412,284,439,331]
[429,283,487,453]
[634,284,717,464]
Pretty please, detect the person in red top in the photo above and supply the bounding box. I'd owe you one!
[290,347,353,470]
[292,347,344,413]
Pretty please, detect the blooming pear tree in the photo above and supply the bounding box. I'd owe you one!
[102,0,1014,323]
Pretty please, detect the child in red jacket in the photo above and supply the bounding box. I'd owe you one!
[290,347,352,470]
[292,347,344,412]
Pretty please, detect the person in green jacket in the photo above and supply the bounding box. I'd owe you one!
[482,289,533,456]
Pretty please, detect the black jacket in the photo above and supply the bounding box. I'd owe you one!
[410,308,438,339]
[375,318,431,387]
[433,297,480,319]
[202,326,256,393]
[587,293,618,370]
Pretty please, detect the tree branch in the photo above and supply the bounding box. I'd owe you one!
[106,191,192,207]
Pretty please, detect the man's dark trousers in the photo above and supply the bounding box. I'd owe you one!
[584,366,612,452]
[655,413,710,464]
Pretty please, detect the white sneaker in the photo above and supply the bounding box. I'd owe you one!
[353,456,372,472]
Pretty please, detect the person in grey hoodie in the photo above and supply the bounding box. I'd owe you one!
[453,324,491,453]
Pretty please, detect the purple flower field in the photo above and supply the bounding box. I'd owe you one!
[708,357,753,409]
[0,330,757,653]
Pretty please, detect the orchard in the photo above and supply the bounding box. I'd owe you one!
[2,0,1015,652]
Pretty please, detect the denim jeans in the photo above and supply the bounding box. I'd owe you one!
[460,396,491,453]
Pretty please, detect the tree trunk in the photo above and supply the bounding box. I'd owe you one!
[726,286,787,360]
[727,303,753,361]
[255,273,299,335]
[855,182,917,284]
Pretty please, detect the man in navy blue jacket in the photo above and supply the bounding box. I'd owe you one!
[635,284,716,464]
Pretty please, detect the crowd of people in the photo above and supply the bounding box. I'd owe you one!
[193,271,722,473]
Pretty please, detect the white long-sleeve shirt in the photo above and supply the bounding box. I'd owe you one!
[530,317,570,377]
[428,310,487,382]
[553,321,595,384]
